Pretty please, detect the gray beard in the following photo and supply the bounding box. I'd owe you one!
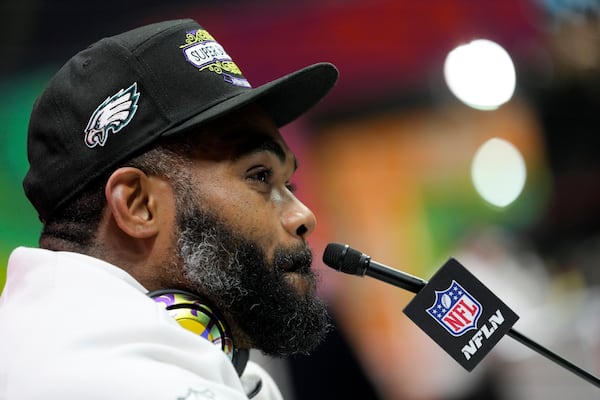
[175,205,331,356]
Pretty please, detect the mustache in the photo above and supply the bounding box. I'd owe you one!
[273,245,313,274]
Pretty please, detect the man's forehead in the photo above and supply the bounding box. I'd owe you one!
[230,133,285,158]
[224,130,298,170]
[184,106,295,165]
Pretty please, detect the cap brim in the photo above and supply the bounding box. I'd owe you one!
[161,62,338,136]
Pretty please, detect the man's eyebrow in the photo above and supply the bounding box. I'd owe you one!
[233,133,298,170]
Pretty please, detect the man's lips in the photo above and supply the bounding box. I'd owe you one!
[275,246,313,274]
[281,262,312,274]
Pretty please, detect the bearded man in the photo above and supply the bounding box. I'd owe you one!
[0,18,337,400]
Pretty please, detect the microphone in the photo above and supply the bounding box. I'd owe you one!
[322,242,600,388]
[323,242,427,293]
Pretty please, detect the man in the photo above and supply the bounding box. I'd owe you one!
[0,18,338,399]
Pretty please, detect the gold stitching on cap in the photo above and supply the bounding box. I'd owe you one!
[200,61,242,75]
[179,29,217,48]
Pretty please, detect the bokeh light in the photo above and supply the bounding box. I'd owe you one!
[471,137,526,207]
[444,39,516,110]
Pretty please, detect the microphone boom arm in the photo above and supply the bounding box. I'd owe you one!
[323,243,600,388]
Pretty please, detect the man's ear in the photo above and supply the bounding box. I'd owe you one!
[105,167,169,239]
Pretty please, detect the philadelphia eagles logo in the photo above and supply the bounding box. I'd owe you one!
[84,82,140,148]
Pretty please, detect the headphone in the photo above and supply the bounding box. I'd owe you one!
[147,289,248,376]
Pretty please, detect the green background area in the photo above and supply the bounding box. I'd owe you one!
[0,69,52,292]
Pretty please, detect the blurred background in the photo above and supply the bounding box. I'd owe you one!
[1,0,599,398]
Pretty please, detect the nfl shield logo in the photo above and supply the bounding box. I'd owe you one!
[426,280,482,337]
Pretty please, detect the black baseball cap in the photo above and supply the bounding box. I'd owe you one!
[23,18,338,222]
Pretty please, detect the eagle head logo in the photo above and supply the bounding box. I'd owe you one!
[84,82,140,148]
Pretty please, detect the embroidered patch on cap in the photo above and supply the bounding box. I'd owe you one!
[179,29,251,88]
[84,82,140,148]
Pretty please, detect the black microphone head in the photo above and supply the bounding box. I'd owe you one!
[322,243,369,276]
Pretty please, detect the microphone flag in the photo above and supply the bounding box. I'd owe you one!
[403,258,519,371]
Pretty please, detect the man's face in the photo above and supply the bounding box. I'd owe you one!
[168,105,329,356]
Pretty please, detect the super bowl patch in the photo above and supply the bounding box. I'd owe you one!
[179,29,251,88]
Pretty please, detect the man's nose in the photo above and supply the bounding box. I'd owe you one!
[283,197,317,239]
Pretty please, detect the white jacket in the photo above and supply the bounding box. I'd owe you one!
[0,247,283,400]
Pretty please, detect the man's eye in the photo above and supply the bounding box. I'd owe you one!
[248,168,273,184]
